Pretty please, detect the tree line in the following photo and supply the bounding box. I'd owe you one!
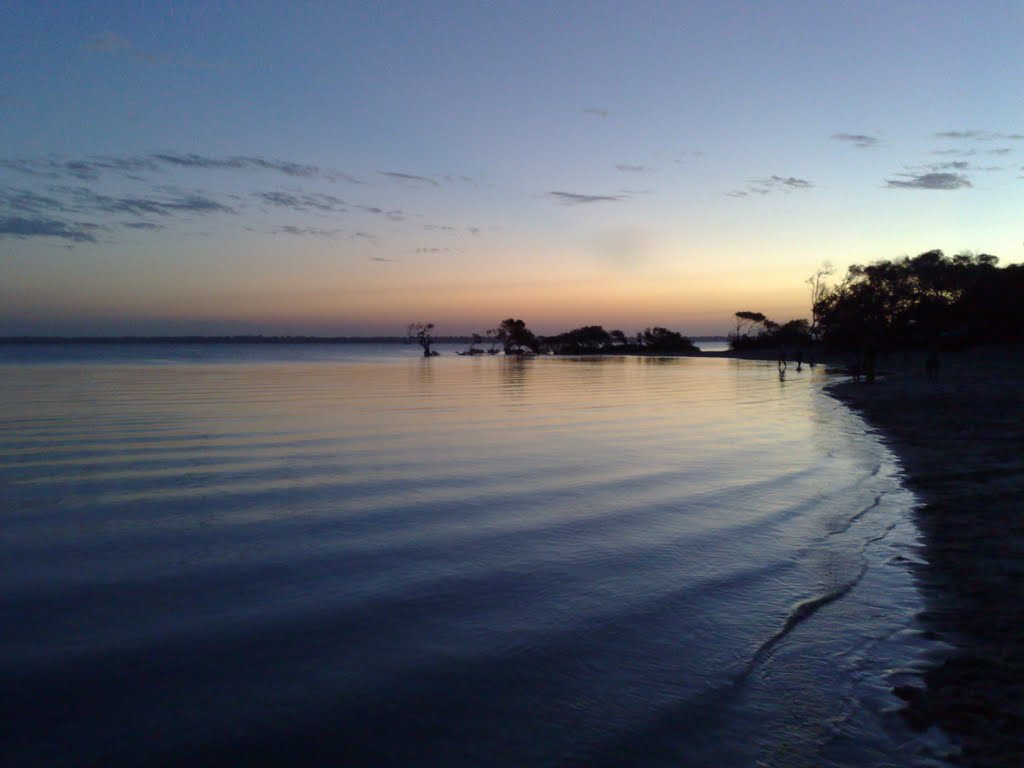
[412,249,1022,358]
[730,250,1023,353]
[408,319,699,357]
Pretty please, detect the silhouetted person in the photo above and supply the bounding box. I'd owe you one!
[796,348,803,372]
[777,346,787,374]
[848,354,862,383]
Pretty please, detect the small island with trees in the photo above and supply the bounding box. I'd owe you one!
[409,318,700,358]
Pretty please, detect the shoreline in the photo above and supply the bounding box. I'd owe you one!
[826,345,1024,767]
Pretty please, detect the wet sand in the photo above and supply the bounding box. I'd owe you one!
[827,346,1024,767]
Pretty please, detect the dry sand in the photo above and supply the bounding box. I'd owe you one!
[827,345,1024,767]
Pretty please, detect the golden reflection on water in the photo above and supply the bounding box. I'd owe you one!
[0,356,833,457]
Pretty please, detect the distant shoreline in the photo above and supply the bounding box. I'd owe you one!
[827,345,1024,765]
[0,335,730,346]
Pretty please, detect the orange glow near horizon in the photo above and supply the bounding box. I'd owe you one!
[0,236,819,336]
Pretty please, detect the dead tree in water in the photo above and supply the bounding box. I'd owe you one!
[407,322,437,357]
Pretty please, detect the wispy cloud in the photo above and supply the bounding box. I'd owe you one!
[271,225,343,238]
[832,133,881,149]
[0,150,415,247]
[2,183,234,219]
[758,175,814,189]
[60,186,236,216]
[547,191,626,205]
[351,204,407,221]
[0,187,70,214]
[0,152,361,184]
[582,107,609,118]
[153,152,320,178]
[885,172,972,190]
[380,171,439,188]
[728,175,814,197]
[616,164,648,173]
[370,256,397,262]
[0,155,159,181]
[934,129,1024,141]
[254,190,347,213]
[0,215,99,243]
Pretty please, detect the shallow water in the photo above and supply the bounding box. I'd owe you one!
[0,346,948,765]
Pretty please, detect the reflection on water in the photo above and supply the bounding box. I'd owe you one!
[0,352,944,766]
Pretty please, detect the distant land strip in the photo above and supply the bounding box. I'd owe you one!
[0,336,731,345]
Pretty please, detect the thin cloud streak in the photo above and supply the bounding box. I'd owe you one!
[0,216,99,242]
[380,171,439,188]
[255,190,347,213]
[153,152,320,178]
[548,191,625,205]
[60,187,236,217]
[1,152,362,184]
[0,156,159,181]
[832,133,881,148]
[885,172,972,190]
[271,225,343,238]
[728,175,815,197]
[934,130,1024,141]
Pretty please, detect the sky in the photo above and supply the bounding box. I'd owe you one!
[2,1,1023,337]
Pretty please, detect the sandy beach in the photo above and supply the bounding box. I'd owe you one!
[827,345,1024,766]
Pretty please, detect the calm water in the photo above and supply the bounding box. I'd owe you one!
[0,345,948,766]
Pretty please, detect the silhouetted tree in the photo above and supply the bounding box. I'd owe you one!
[733,311,768,340]
[640,327,699,352]
[485,327,504,353]
[542,325,611,354]
[806,262,833,340]
[813,249,1022,350]
[729,312,811,350]
[499,318,539,354]
[407,322,437,357]
[458,332,485,355]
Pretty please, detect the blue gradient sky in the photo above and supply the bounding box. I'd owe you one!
[2,1,1022,336]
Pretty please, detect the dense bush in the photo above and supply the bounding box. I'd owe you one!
[814,250,1024,350]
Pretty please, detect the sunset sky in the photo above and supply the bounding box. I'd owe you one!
[2,1,1022,336]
